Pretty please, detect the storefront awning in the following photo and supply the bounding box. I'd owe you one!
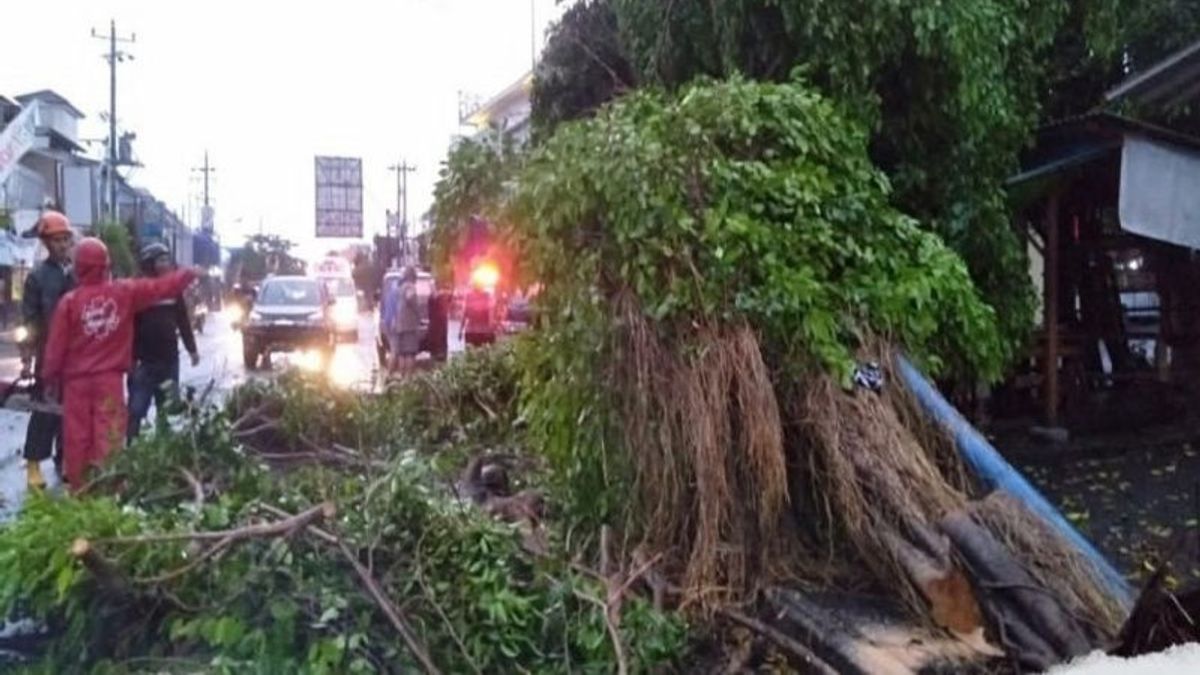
[1119,134,1200,250]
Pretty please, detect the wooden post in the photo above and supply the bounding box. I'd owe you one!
[1043,192,1061,426]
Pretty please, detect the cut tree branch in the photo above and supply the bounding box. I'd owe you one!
[179,469,205,510]
[258,503,339,545]
[717,605,839,675]
[336,539,441,675]
[100,502,335,546]
[573,588,629,675]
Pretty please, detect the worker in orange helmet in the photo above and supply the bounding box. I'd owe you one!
[19,210,75,490]
[41,237,198,490]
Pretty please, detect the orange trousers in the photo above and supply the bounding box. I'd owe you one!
[62,372,126,491]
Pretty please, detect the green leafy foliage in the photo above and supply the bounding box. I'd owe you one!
[515,303,628,534]
[0,363,686,673]
[492,78,1007,545]
[1042,0,1200,133]
[531,0,636,138]
[93,221,138,279]
[516,78,1005,383]
[229,234,305,285]
[552,0,1059,362]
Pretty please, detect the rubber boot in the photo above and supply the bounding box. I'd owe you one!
[26,461,46,491]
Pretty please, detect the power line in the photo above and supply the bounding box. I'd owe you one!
[91,19,136,222]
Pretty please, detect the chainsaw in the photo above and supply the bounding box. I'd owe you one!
[0,375,63,416]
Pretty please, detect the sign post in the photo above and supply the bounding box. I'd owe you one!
[314,156,363,238]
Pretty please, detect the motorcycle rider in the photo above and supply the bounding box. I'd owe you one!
[19,211,75,490]
[127,242,200,442]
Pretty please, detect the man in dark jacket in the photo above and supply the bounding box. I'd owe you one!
[127,243,199,442]
[20,211,75,489]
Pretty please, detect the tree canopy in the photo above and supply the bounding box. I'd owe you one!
[517,77,1005,382]
[230,234,305,283]
[530,0,635,139]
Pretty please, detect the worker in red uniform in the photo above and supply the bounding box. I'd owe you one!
[41,237,198,490]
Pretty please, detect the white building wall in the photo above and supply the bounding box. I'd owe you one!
[38,105,79,145]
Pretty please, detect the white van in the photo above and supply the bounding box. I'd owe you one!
[315,256,358,342]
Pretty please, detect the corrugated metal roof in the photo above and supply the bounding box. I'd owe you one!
[1007,112,1200,203]
[1106,40,1200,106]
[1036,112,1200,153]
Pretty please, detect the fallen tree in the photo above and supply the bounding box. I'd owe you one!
[1,77,1140,673]
[496,77,1127,671]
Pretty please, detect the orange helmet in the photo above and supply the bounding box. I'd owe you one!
[37,211,72,239]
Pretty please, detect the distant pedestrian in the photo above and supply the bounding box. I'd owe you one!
[461,286,496,348]
[389,266,422,375]
[41,238,196,491]
[127,243,200,443]
[18,211,75,490]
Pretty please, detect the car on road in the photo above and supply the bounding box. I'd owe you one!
[241,276,336,370]
[315,255,359,343]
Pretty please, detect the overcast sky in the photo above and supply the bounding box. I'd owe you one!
[3,0,567,258]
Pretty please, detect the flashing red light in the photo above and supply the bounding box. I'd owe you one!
[470,262,500,290]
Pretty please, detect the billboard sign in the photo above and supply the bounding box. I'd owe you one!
[314,156,363,238]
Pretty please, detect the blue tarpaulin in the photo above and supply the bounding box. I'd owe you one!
[193,232,220,267]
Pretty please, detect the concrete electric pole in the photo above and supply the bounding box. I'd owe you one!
[193,151,215,208]
[192,151,216,232]
[91,20,136,222]
[387,161,416,261]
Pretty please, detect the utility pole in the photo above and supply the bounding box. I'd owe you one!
[91,20,135,222]
[387,161,416,261]
[192,151,216,232]
[193,150,215,207]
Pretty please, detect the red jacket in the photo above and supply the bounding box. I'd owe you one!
[43,247,197,383]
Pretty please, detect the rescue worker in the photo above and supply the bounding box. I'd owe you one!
[460,285,496,348]
[127,243,200,442]
[41,238,197,491]
[19,211,75,489]
[426,287,451,362]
